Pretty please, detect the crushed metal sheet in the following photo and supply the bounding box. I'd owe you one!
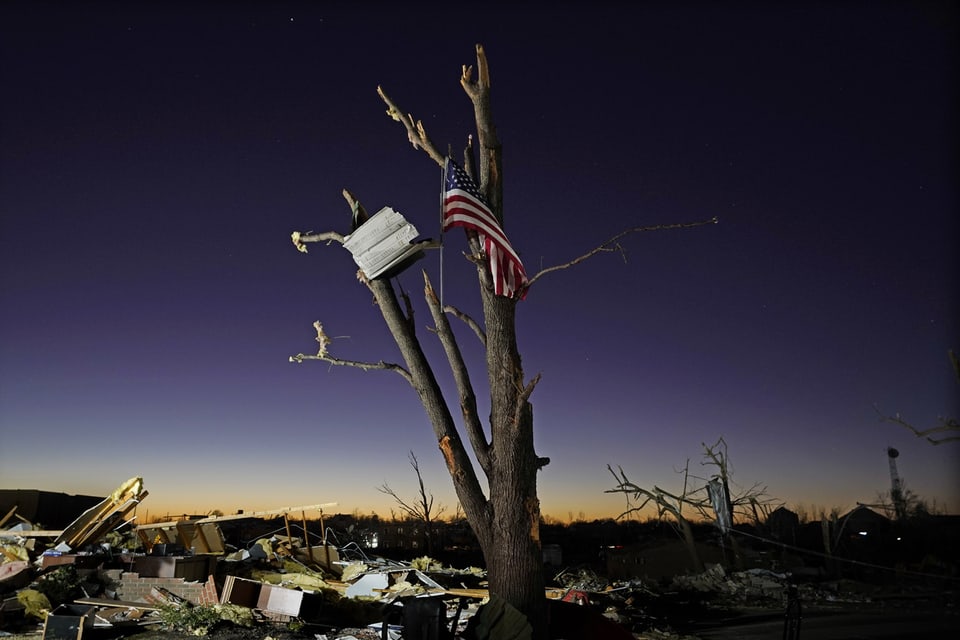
[342,206,426,280]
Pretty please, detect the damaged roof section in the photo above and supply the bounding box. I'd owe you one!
[53,477,147,552]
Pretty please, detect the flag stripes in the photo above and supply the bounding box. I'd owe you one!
[442,158,528,299]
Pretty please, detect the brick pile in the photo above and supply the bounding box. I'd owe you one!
[110,571,219,605]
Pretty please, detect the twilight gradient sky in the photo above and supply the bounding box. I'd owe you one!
[1,1,958,523]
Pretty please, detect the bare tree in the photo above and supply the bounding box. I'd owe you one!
[378,451,447,556]
[607,460,705,572]
[700,437,780,526]
[289,45,715,637]
[607,438,780,572]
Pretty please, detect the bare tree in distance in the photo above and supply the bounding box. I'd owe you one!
[289,45,716,637]
[607,458,705,572]
[378,451,447,556]
[700,437,781,526]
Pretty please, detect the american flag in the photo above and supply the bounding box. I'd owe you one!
[443,157,528,299]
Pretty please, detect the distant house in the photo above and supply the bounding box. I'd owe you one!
[834,505,892,562]
[766,506,800,545]
[838,505,890,536]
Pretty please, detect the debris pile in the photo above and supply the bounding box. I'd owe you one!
[0,478,499,639]
[3,478,948,640]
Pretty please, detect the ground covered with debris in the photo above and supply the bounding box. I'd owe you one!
[3,558,955,640]
[2,478,957,640]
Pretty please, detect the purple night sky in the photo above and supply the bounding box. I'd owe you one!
[1,1,957,522]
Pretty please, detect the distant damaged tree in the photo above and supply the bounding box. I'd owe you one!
[876,349,960,445]
[607,458,706,573]
[700,437,781,527]
[378,451,446,556]
[289,45,715,637]
[607,438,780,572]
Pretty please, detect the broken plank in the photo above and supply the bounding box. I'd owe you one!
[0,506,18,529]
[137,503,338,529]
[418,587,567,600]
[72,597,161,611]
[0,530,61,537]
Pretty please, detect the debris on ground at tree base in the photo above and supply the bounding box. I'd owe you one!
[1,477,956,640]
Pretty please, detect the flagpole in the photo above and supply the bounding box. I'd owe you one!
[439,157,447,307]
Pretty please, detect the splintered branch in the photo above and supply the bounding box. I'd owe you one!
[289,321,412,384]
[460,45,497,205]
[377,86,445,166]
[525,217,719,290]
[462,135,476,185]
[459,48,489,101]
[291,189,370,253]
[291,230,344,253]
